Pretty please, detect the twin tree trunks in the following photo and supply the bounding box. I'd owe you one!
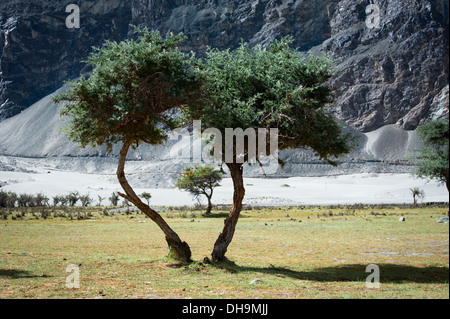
[116,139,244,263]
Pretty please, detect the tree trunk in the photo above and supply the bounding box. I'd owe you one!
[117,139,191,262]
[205,194,212,215]
[211,163,245,262]
[446,176,449,193]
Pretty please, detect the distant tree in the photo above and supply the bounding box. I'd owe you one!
[53,195,62,207]
[0,190,17,208]
[411,119,449,192]
[54,27,204,262]
[182,37,354,262]
[410,187,425,206]
[176,166,223,215]
[18,194,33,207]
[97,195,104,206]
[67,191,79,206]
[140,192,152,205]
[109,192,119,207]
[80,194,92,207]
[60,195,69,207]
[35,193,49,207]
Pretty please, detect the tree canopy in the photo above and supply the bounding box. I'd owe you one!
[176,166,224,215]
[412,119,449,191]
[182,37,354,165]
[54,26,203,153]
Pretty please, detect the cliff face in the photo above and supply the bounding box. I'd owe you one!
[0,0,131,119]
[324,0,449,131]
[1,0,448,131]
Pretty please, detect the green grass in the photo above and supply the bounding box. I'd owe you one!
[0,205,448,298]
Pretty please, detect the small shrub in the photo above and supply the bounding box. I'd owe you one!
[0,190,17,208]
[40,210,50,219]
[109,192,119,206]
[35,193,49,207]
[80,194,92,207]
[67,191,80,206]
[179,212,187,218]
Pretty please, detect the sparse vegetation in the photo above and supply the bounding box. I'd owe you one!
[411,119,449,192]
[79,194,92,207]
[410,187,425,206]
[0,204,448,299]
[109,192,119,207]
[67,191,79,207]
[140,192,152,205]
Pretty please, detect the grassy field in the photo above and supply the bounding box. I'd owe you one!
[0,204,448,299]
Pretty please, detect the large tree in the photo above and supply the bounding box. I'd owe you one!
[54,27,204,262]
[411,119,449,192]
[182,38,354,262]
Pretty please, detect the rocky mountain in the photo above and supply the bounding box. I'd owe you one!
[1,0,448,131]
[0,0,132,119]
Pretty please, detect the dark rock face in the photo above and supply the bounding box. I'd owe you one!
[324,0,449,131]
[131,0,336,52]
[1,0,448,131]
[0,0,132,119]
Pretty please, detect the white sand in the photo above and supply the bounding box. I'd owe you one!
[0,85,447,207]
[0,168,447,206]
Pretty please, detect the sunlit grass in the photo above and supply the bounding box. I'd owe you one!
[0,205,448,298]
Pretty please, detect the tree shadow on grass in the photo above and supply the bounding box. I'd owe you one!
[0,269,51,279]
[201,212,251,219]
[211,259,449,284]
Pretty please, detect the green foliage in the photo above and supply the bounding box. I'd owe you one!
[175,166,223,201]
[34,193,49,207]
[79,194,93,207]
[54,26,204,152]
[0,190,17,208]
[410,187,425,205]
[60,195,69,207]
[181,37,354,165]
[8,192,49,208]
[52,195,62,207]
[67,191,79,206]
[411,119,449,190]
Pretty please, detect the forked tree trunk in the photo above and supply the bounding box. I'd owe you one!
[211,163,245,262]
[117,139,191,262]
